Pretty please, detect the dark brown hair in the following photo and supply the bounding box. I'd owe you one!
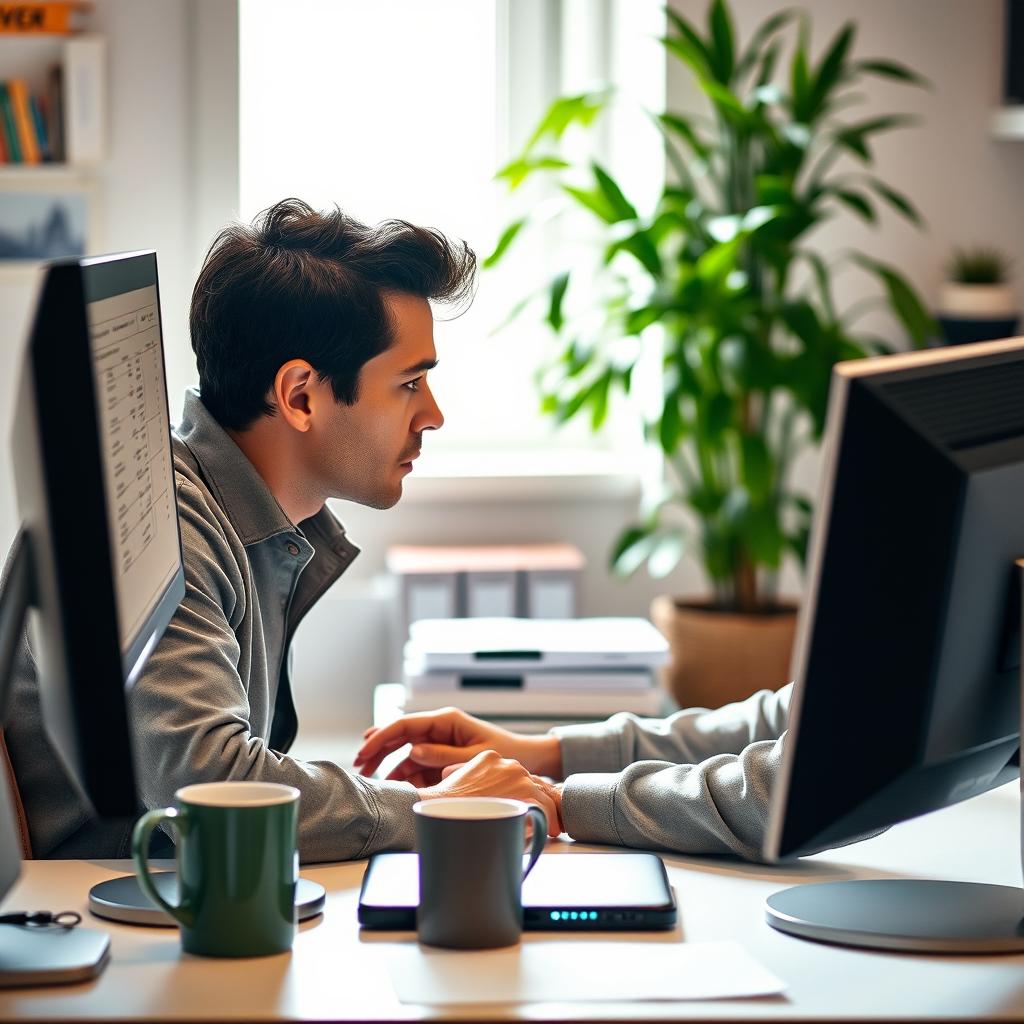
[190,198,477,429]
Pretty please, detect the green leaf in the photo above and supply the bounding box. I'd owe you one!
[853,256,938,345]
[781,300,824,348]
[702,78,750,126]
[524,92,607,153]
[790,20,812,122]
[708,0,735,84]
[592,163,638,221]
[589,370,612,431]
[483,218,526,269]
[648,531,687,579]
[796,249,837,320]
[665,8,712,79]
[610,524,659,578]
[659,393,686,453]
[606,229,662,277]
[833,189,876,223]
[865,178,923,226]
[700,392,734,440]
[734,9,797,82]
[657,113,711,159]
[547,272,570,333]
[495,155,570,190]
[833,115,919,163]
[854,59,931,89]
[562,184,620,224]
[810,22,855,118]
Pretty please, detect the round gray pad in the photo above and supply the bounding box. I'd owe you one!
[88,872,326,927]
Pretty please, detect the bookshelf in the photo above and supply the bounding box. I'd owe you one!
[0,32,105,168]
[0,19,105,266]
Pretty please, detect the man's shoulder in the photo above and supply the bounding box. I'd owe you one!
[170,436,245,567]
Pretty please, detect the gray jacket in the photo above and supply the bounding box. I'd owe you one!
[552,684,793,862]
[6,389,419,861]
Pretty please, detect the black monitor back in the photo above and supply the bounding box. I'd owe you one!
[766,340,1024,861]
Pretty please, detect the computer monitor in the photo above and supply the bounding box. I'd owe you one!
[0,250,184,983]
[764,337,1024,953]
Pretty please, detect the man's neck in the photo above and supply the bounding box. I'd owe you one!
[226,423,324,525]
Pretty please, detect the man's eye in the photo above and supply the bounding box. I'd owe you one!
[403,378,421,392]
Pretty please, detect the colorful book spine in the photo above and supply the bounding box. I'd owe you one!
[0,3,91,35]
[0,83,23,162]
[29,94,48,160]
[7,78,40,163]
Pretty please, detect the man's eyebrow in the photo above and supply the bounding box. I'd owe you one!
[399,358,439,376]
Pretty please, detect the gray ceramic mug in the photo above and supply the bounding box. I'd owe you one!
[414,797,546,949]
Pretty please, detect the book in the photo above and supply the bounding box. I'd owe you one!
[29,94,49,160]
[45,63,63,161]
[0,83,23,162]
[63,34,104,163]
[7,78,40,163]
[0,2,91,35]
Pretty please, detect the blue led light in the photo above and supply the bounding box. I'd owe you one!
[570,911,578,920]
[589,911,598,920]
[550,911,560,921]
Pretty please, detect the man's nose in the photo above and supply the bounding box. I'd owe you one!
[418,383,443,431]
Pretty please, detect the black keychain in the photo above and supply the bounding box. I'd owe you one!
[0,910,81,929]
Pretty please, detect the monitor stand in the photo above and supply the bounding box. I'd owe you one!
[765,559,1024,954]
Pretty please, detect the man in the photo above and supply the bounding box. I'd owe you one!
[355,685,794,862]
[5,199,559,859]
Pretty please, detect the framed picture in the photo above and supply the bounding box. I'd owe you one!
[0,175,100,276]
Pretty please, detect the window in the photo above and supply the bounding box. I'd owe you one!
[239,0,665,482]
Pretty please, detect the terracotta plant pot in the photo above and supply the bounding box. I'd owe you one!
[650,595,798,710]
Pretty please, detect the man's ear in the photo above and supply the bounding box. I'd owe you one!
[273,360,316,433]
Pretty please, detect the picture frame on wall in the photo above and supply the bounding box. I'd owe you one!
[0,174,100,276]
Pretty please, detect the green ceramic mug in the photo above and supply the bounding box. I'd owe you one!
[131,781,300,957]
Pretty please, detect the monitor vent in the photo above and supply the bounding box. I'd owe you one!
[880,362,1024,450]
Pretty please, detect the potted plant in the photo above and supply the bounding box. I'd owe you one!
[937,247,1019,345]
[487,0,935,708]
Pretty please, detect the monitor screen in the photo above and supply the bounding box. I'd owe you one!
[6,251,185,818]
[86,281,179,662]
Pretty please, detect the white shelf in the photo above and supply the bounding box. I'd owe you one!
[991,105,1024,140]
[0,163,93,182]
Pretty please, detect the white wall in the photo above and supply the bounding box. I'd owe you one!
[2,0,1022,732]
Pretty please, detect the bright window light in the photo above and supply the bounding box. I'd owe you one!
[239,0,663,477]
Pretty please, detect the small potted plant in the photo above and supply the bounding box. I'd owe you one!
[937,248,1019,345]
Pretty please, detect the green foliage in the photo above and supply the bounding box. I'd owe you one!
[488,0,934,612]
[946,247,1012,285]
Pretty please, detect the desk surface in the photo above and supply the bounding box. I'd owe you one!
[0,782,1021,1022]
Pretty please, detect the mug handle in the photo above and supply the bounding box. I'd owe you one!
[131,807,194,928]
[521,806,547,881]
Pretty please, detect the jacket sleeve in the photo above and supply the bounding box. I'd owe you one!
[127,477,418,864]
[550,685,793,861]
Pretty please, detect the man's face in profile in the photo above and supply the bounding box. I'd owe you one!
[311,292,443,509]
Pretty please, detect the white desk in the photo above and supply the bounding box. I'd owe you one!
[0,781,1022,1021]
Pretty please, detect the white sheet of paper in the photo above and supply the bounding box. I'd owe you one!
[385,940,786,1005]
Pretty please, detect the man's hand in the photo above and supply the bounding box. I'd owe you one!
[354,707,563,786]
[416,750,563,837]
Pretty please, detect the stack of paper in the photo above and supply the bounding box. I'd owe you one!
[402,617,669,717]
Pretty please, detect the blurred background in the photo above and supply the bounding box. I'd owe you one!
[1,0,1022,737]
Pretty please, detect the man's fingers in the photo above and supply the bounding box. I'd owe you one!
[440,762,466,780]
[354,711,458,766]
[408,742,486,768]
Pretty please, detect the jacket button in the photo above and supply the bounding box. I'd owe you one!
[287,543,300,556]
